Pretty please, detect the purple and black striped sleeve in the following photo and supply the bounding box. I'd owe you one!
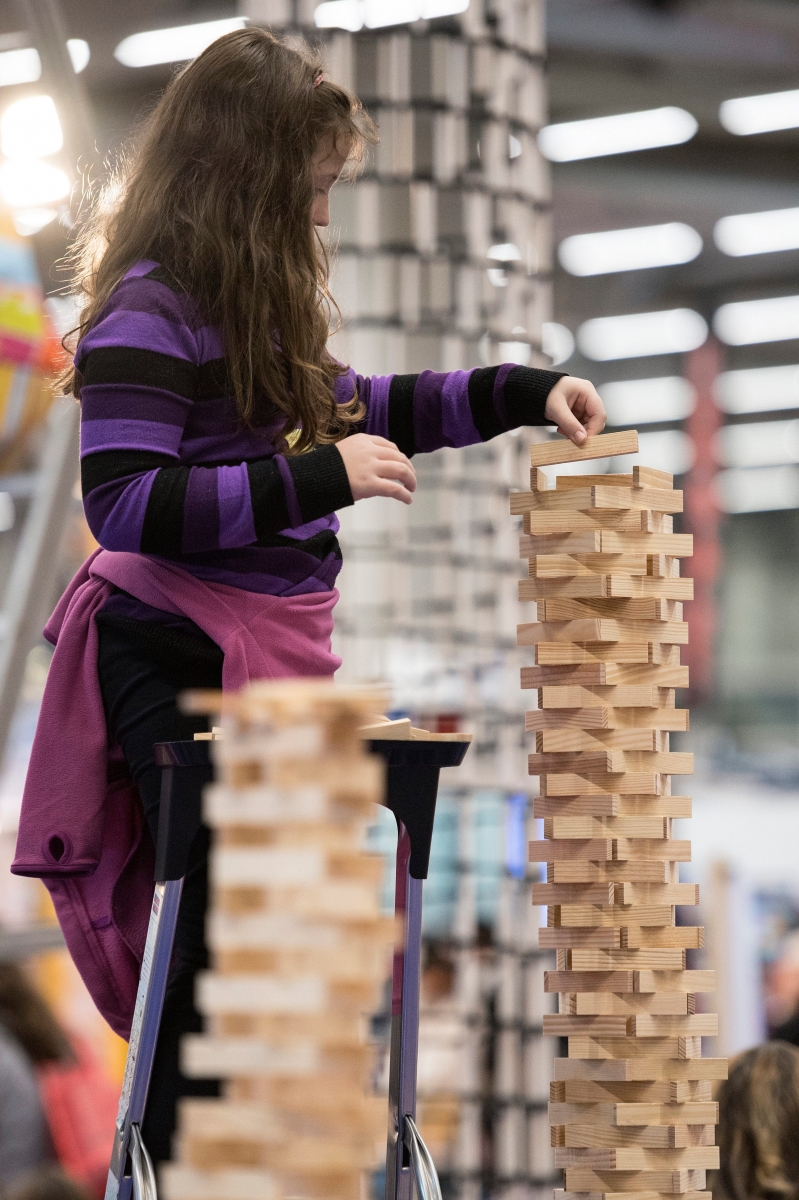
[78,268,352,556]
[339,362,565,457]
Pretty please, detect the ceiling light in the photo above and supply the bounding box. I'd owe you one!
[0,160,69,208]
[0,47,40,87]
[314,1,363,28]
[541,322,574,366]
[720,88,799,136]
[714,295,799,346]
[66,39,90,74]
[559,222,702,276]
[716,365,799,415]
[578,308,708,361]
[422,0,470,13]
[718,465,799,513]
[1,96,63,160]
[538,107,697,163]
[509,134,522,159]
[11,207,58,236]
[114,18,246,68]
[487,267,508,288]
[714,207,799,258]
[599,376,696,426]
[488,243,520,262]
[718,418,799,470]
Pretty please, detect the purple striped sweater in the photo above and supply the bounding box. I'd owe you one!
[78,260,562,599]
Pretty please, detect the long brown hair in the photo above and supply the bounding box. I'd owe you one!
[717,1041,799,1200]
[61,27,375,453]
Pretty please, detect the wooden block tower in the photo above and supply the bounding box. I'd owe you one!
[160,680,394,1200]
[511,432,727,1200]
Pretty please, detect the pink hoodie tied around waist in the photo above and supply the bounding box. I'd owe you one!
[12,549,340,1038]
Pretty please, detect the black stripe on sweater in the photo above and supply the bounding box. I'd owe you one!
[387,374,419,457]
[467,366,504,441]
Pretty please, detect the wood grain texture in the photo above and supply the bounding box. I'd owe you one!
[529,430,639,466]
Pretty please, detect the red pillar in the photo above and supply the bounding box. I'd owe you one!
[683,337,725,708]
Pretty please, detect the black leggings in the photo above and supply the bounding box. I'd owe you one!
[96,616,224,1166]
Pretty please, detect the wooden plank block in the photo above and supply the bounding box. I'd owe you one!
[555,1058,727,1084]
[623,926,702,949]
[570,994,693,1017]
[556,1148,718,1170]
[536,687,668,709]
[534,796,691,819]
[530,839,614,862]
[551,1098,716,1125]
[563,1167,707,1193]
[545,971,636,993]
[614,883,699,905]
[534,882,616,904]
[535,599,686,625]
[566,1036,703,1062]
[540,928,623,949]
[532,643,660,665]
[549,862,671,884]
[529,430,639,467]
[634,465,674,489]
[613,840,691,863]
[559,1080,712,1103]
[606,577,693,601]
[560,1123,716,1149]
[635,971,714,994]
[525,662,687,686]
[628,1015,718,1038]
[542,815,668,837]
[529,554,649,578]
[540,773,664,797]
[523,510,665,535]
[552,905,674,929]
[518,619,689,645]
[546,1015,629,1037]
[537,727,668,751]
[512,486,684,515]
[525,708,689,732]
[555,474,635,489]
[522,534,691,558]
[532,751,692,775]
[567,949,686,971]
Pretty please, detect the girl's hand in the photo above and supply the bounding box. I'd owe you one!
[545,376,607,445]
[337,434,417,504]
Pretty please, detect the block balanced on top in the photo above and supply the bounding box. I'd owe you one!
[160,680,394,1200]
[511,431,727,1200]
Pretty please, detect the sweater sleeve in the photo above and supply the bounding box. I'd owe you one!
[78,274,353,556]
[339,363,565,457]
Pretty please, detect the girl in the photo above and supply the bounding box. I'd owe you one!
[14,27,605,1163]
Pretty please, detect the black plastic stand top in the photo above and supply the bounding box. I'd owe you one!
[152,736,469,885]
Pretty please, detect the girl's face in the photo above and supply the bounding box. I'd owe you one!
[311,136,348,227]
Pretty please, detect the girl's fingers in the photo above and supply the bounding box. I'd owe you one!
[373,478,414,504]
[375,461,417,491]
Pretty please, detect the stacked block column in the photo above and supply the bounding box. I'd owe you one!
[511,434,728,1200]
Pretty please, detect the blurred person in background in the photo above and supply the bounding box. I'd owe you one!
[714,1041,799,1200]
[0,964,117,1198]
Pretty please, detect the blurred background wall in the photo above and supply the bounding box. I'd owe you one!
[0,0,798,1195]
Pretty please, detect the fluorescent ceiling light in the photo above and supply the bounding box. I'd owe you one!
[714,294,799,346]
[559,222,702,276]
[599,376,696,426]
[315,0,468,28]
[0,47,40,87]
[488,242,520,262]
[717,418,799,469]
[714,206,799,258]
[718,465,799,513]
[1,95,63,160]
[578,308,708,362]
[538,107,697,163]
[542,322,574,366]
[114,18,246,68]
[716,365,799,415]
[0,160,69,208]
[720,88,799,136]
[67,39,90,74]
[487,267,508,288]
[12,206,57,237]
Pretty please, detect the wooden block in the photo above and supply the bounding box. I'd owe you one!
[567,949,686,971]
[529,430,639,467]
[563,1168,707,1193]
[532,643,658,665]
[529,554,649,578]
[554,1057,727,1083]
[545,811,670,838]
[535,795,620,817]
[555,1192,710,1200]
[559,1080,712,1103]
[556,1148,718,1171]
[601,533,691,556]
[511,486,683,515]
[527,708,688,732]
[567,1036,703,1061]
[613,840,691,862]
[536,727,668,750]
[540,773,664,797]
[546,1015,630,1037]
[545,970,636,994]
[628,1015,718,1038]
[520,578,693,602]
[526,662,688,687]
[523,510,665,535]
[523,532,603,554]
[559,1124,716,1150]
[613,883,699,905]
[550,862,671,884]
[534,882,616,904]
[530,839,614,862]
[633,465,674,489]
[518,619,688,645]
[635,971,714,994]
[623,927,702,949]
[540,928,623,949]
[570,994,693,1017]
[536,687,670,709]
[552,905,673,929]
[555,475,634,489]
[606,578,693,601]
[534,600,686,625]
